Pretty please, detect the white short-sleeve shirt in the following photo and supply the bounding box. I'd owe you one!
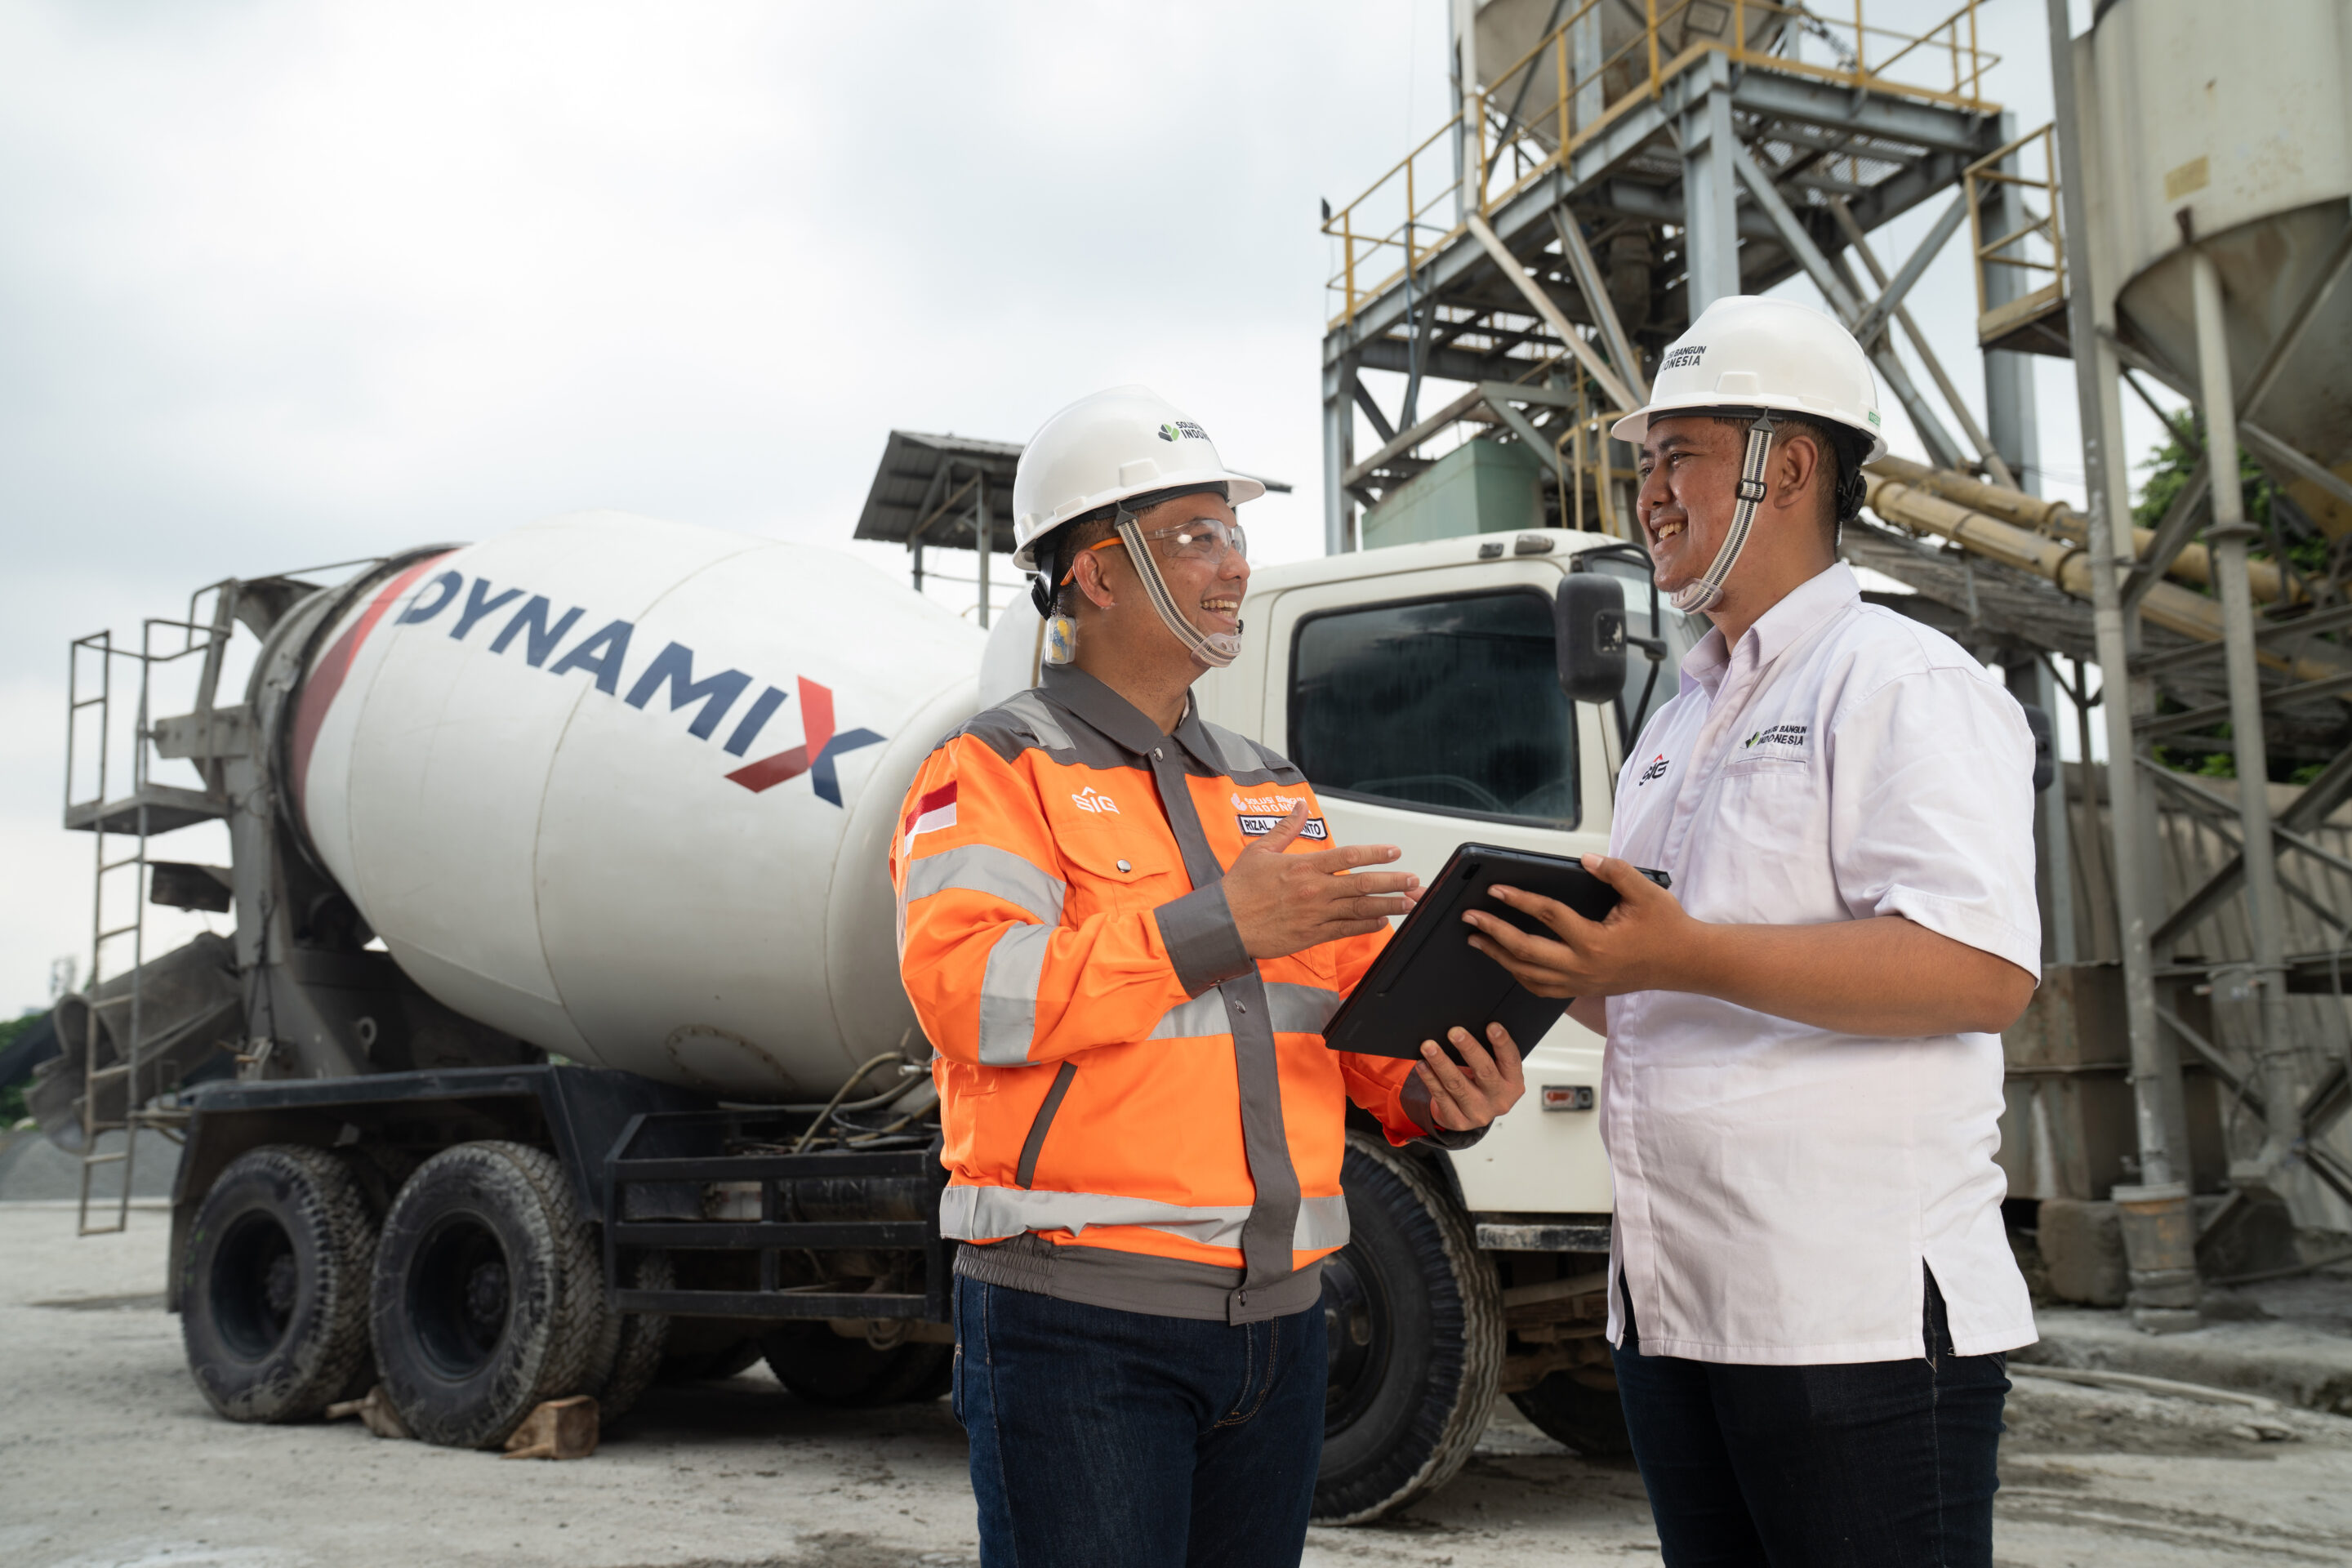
[1603,563,2040,1364]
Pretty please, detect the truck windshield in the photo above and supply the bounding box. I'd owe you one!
[1290,588,1579,828]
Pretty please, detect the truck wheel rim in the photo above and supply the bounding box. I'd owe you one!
[408,1214,511,1379]
[1321,1247,1390,1432]
[212,1209,299,1360]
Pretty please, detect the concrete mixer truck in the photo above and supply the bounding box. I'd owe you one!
[42,506,1687,1521]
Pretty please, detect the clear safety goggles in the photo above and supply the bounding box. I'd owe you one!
[1060,516,1247,584]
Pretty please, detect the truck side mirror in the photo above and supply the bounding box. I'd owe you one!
[1554,577,1627,704]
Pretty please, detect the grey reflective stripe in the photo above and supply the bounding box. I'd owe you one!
[996,689,1075,754]
[978,922,1054,1066]
[1267,982,1343,1035]
[1147,982,1342,1040]
[1201,719,1269,777]
[902,844,1067,926]
[942,1185,1351,1252]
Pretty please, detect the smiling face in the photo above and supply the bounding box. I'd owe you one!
[1634,415,1749,595]
[1069,490,1250,673]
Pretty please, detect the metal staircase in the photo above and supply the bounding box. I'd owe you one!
[62,603,234,1234]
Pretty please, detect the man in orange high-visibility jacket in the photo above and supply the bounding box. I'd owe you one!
[893,386,1526,1568]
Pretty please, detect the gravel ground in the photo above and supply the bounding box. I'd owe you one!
[5,1204,2350,1568]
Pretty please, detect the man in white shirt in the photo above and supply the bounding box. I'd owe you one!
[1463,295,2040,1567]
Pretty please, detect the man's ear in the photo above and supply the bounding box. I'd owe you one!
[1072,547,1117,611]
[1774,430,1824,512]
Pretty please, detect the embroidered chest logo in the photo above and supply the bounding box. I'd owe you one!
[1232,791,1330,840]
[1742,723,1810,755]
[1637,754,1670,785]
[1071,786,1120,814]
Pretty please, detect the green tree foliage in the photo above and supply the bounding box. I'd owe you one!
[0,1013,38,1125]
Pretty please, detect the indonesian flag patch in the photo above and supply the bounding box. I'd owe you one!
[902,782,957,854]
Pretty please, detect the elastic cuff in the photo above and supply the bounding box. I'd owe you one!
[1155,884,1253,997]
[1401,1073,1487,1150]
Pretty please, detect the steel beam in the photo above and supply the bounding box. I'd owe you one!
[1549,207,1647,403]
[1732,143,1962,468]
[1322,356,1357,555]
[2047,0,2188,1247]
[1465,212,1637,412]
[2193,234,2301,1179]
[1827,198,2008,484]
[1352,380,1397,445]
[1677,58,1741,318]
[2121,460,2212,613]
[1849,194,1969,350]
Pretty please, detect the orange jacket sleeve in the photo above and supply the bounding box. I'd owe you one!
[893,735,1238,1068]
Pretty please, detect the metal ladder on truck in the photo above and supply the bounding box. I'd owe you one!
[62,599,235,1235]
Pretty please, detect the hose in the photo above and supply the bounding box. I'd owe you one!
[791,1053,914,1155]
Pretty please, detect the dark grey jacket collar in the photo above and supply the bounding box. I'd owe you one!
[1038,664,1226,775]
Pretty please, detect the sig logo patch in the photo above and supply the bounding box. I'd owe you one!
[1637,754,1670,785]
[1158,420,1210,443]
[1662,343,1706,372]
[1071,786,1120,814]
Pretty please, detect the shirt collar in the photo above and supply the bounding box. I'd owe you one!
[1038,664,1219,770]
[1679,563,1861,696]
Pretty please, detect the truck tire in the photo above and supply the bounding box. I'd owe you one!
[591,1250,673,1426]
[370,1141,610,1449]
[1313,1133,1503,1525]
[1511,1370,1633,1459]
[760,1322,951,1406]
[180,1144,379,1423]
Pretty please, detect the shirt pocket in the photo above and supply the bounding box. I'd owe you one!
[1055,824,1190,915]
[1705,756,1820,878]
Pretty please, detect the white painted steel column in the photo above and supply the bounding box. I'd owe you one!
[2048,0,2196,1329]
[2191,248,2301,1167]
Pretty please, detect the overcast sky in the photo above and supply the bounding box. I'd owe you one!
[0,0,2153,1015]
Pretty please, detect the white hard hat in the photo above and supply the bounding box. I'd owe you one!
[1010,385,1267,571]
[1610,296,1886,461]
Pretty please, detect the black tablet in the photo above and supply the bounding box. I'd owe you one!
[1320,842,1671,1063]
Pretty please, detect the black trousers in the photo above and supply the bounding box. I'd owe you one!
[1610,1277,2009,1567]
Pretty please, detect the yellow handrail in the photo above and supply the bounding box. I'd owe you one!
[1321,0,2004,327]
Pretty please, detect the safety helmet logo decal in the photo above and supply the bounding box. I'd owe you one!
[1157,420,1209,443]
[1662,345,1705,372]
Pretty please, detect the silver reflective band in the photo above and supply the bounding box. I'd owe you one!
[1116,506,1241,669]
[902,844,1067,927]
[1147,983,1343,1040]
[977,921,1055,1066]
[942,1185,1352,1252]
[1668,412,1776,615]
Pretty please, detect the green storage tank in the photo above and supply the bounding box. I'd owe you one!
[1361,435,1546,549]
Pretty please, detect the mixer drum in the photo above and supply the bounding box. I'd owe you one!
[286,511,984,1098]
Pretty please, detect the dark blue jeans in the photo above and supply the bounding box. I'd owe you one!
[952,1276,1326,1568]
[1611,1278,2009,1567]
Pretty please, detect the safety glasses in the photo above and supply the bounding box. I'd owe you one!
[1060,516,1247,584]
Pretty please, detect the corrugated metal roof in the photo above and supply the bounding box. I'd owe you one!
[853,430,1023,552]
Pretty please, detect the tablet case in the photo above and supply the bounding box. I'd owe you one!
[1318,842,1671,1063]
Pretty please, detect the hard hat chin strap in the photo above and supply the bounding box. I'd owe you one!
[1114,505,1241,669]
[1668,412,1776,616]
